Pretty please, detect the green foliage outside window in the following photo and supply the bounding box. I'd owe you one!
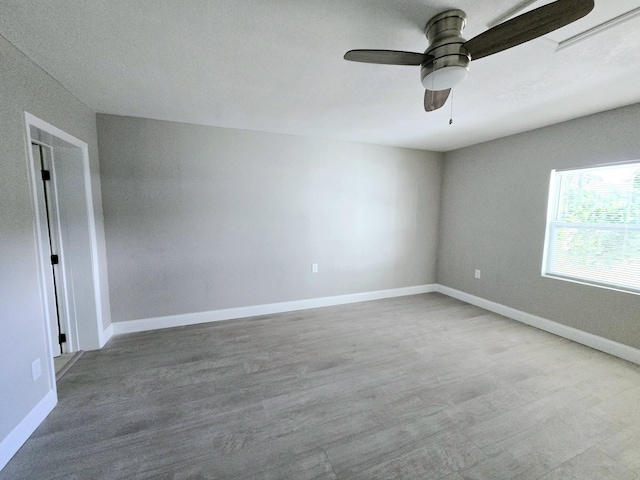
[554,168,640,270]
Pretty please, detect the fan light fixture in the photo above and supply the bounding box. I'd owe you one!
[421,63,469,90]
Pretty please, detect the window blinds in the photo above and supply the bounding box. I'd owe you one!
[543,162,640,294]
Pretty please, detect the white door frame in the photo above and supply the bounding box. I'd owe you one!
[25,112,107,363]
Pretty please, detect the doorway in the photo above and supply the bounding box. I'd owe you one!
[25,112,108,384]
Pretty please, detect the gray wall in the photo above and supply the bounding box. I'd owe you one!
[0,34,110,441]
[97,115,443,322]
[438,104,640,349]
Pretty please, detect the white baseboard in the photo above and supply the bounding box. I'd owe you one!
[99,323,113,347]
[112,282,640,365]
[0,389,56,471]
[436,285,640,366]
[112,284,438,335]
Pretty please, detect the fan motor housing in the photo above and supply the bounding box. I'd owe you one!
[421,10,471,91]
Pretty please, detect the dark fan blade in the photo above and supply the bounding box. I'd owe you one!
[344,49,428,66]
[464,0,594,61]
[424,89,450,112]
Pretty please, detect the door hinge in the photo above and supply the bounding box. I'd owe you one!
[59,333,67,344]
[41,169,51,181]
[51,254,59,265]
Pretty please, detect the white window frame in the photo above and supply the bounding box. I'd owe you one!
[542,161,640,296]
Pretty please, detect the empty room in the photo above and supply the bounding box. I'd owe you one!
[2,0,640,478]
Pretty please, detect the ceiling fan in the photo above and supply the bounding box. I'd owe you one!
[344,0,595,112]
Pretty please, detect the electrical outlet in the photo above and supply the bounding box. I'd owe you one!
[474,269,481,279]
[32,358,42,381]
[312,263,318,273]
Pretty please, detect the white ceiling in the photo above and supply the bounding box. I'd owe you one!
[2,0,640,151]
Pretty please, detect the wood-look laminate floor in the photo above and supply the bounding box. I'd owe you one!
[3,293,640,479]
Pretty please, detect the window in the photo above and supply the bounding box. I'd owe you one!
[542,161,640,294]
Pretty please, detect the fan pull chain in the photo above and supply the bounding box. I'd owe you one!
[449,89,454,125]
